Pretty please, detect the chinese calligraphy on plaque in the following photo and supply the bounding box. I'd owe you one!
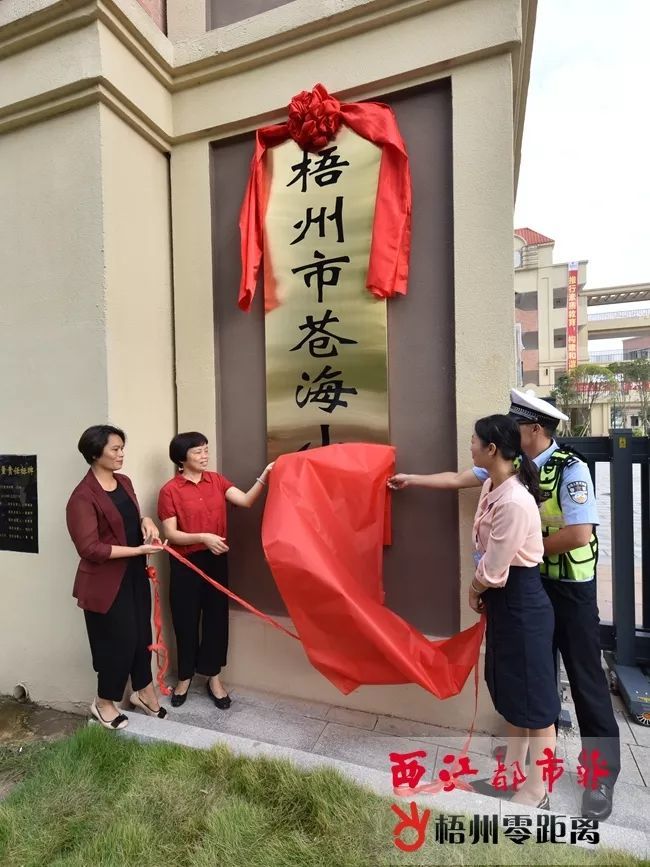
[263,127,389,459]
[0,455,38,553]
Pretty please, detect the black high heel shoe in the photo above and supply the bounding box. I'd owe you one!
[171,678,192,708]
[509,790,550,810]
[130,692,167,719]
[469,778,512,799]
[207,679,231,710]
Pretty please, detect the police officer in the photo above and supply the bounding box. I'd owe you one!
[389,388,620,820]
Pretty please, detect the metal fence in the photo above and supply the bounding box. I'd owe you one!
[559,432,650,719]
[588,308,650,321]
[589,349,650,363]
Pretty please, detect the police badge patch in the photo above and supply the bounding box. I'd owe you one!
[567,480,589,504]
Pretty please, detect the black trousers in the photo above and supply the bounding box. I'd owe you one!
[169,550,229,681]
[84,559,153,702]
[543,578,621,785]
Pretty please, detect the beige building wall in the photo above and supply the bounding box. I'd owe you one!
[0,5,176,706]
[101,105,176,511]
[0,0,536,732]
[0,105,108,703]
[100,104,177,661]
[590,402,610,437]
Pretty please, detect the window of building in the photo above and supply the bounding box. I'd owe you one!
[514,249,522,269]
[522,331,539,350]
[611,407,626,428]
[553,287,567,309]
[522,369,539,386]
[515,292,538,311]
[631,415,640,428]
[208,0,294,29]
[553,328,566,349]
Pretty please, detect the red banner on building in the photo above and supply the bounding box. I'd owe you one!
[566,262,579,370]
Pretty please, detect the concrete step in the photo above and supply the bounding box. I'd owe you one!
[111,713,648,861]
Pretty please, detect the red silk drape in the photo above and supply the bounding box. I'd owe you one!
[238,94,412,313]
[261,443,485,698]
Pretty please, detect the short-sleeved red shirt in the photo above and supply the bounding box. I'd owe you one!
[157,471,235,554]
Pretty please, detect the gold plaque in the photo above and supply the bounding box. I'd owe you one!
[263,127,389,459]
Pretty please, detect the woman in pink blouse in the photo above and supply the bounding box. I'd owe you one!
[469,414,559,809]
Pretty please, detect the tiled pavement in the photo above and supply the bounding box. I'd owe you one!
[126,675,650,839]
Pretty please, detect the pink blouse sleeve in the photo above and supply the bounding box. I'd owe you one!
[476,500,530,588]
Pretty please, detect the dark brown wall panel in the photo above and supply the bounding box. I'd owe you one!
[210,79,458,635]
[382,83,458,635]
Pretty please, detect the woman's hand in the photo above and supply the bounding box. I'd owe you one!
[260,462,274,483]
[141,517,160,544]
[387,473,410,490]
[201,533,229,555]
[139,542,164,556]
[469,585,485,614]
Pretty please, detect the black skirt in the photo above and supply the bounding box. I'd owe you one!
[483,564,560,729]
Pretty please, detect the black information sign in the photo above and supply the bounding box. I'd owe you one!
[0,455,38,553]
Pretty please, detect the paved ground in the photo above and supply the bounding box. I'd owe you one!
[140,673,650,837]
[3,672,649,858]
[114,676,649,861]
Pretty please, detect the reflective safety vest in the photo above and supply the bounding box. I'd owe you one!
[538,448,598,581]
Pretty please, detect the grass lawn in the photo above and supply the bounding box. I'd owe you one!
[0,726,642,866]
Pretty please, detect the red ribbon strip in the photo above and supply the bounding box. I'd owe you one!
[145,547,300,697]
[145,452,484,771]
[146,563,171,696]
[147,543,483,778]
[392,645,483,797]
[146,549,483,773]
[165,544,301,642]
[150,544,300,640]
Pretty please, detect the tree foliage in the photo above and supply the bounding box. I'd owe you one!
[551,364,617,436]
[607,361,638,427]
[552,360,650,435]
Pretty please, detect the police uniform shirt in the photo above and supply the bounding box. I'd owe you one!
[472,441,599,580]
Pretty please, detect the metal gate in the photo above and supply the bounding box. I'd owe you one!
[560,429,650,724]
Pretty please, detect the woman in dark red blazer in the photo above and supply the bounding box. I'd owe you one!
[66,424,166,729]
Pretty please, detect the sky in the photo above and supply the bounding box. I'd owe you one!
[515,0,650,296]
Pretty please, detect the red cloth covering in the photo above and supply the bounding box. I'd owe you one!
[238,84,412,313]
[262,443,485,698]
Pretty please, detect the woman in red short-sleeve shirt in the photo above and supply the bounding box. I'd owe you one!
[158,431,272,709]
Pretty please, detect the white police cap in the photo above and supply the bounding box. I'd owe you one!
[508,388,569,426]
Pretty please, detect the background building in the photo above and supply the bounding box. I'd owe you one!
[514,228,589,392]
[514,230,650,433]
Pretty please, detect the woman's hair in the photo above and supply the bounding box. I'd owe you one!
[169,431,208,468]
[474,414,541,504]
[77,425,126,465]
